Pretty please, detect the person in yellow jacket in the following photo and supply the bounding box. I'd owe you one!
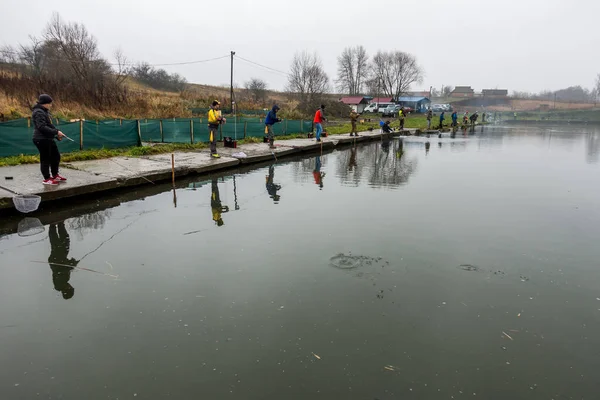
[207,100,226,158]
[398,107,405,130]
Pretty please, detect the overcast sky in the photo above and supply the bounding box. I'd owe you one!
[1,0,599,94]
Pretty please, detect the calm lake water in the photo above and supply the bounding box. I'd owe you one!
[1,124,600,400]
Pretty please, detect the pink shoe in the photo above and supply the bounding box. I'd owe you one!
[52,174,67,182]
[43,178,59,185]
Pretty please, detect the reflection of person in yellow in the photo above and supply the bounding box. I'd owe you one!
[265,165,281,203]
[48,223,79,300]
[211,179,229,226]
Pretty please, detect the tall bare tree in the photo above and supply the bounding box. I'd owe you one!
[367,51,424,99]
[286,51,329,113]
[593,73,600,105]
[336,46,369,96]
[245,77,268,104]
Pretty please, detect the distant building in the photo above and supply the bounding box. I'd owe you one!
[481,89,508,98]
[450,86,475,98]
[340,96,370,113]
[406,91,431,98]
[370,97,394,103]
[395,97,431,113]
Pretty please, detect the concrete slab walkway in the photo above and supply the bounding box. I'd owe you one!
[0,129,412,211]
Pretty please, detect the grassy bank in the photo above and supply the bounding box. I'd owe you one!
[0,116,437,167]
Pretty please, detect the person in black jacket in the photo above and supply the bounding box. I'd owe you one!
[32,94,66,185]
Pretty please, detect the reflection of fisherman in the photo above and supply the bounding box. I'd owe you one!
[381,136,391,152]
[265,165,281,203]
[348,146,358,171]
[48,223,79,300]
[313,156,325,189]
[425,142,431,155]
[211,179,229,226]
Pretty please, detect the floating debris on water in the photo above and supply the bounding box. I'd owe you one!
[312,352,321,360]
[329,253,388,271]
[502,331,514,341]
[458,264,479,272]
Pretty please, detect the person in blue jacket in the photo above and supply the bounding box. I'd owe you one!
[264,105,282,149]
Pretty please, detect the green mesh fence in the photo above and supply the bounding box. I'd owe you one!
[0,117,312,158]
[0,122,80,157]
[82,121,139,149]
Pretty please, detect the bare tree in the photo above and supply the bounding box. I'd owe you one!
[113,48,130,86]
[336,46,369,96]
[442,85,453,97]
[286,51,329,113]
[593,73,600,105]
[245,77,268,104]
[367,51,424,99]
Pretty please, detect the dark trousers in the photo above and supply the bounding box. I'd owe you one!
[33,139,60,179]
[209,126,218,154]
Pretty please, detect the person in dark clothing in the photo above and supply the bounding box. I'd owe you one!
[426,109,433,130]
[265,165,281,203]
[32,94,67,185]
[264,105,282,149]
[382,120,394,134]
[451,111,458,127]
[470,112,478,125]
[438,111,445,129]
[48,223,79,300]
[211,179,229,226]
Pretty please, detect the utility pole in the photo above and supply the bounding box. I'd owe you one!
[230,51,235,113]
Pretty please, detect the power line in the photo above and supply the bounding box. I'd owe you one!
[234,55,289,77]
[0,49,230,67]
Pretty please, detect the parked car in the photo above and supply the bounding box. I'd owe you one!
[364,102,395,113]
[432,104,445,112]
[381,105,400,117]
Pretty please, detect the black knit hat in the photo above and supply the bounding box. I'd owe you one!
[38,94,53,105]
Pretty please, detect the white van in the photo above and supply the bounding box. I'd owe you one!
[364,102,395,113]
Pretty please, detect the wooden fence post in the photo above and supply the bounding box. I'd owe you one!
[27,117,31,128]
[79,119,84,150]
[119,118,122,126]
[190,119,194,144]
[285,119,288,134]
[244,121,247,138]
[160,120,164,143]
[300,120,304,133]
[136,120,142,146]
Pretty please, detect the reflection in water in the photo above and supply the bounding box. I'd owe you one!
[67,210,112,240]
[211,179,229,226]
[425,141,431,155]
[586,132,599,164]
[265,165,282,203]
[48,223,79,300]
[336,140,417,189]
[313,156,325,189]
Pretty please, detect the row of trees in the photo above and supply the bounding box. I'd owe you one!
[512,77,600,104]
[0,13,188,111]
[285,47,424,113]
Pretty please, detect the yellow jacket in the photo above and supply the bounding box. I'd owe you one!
[208,109,221,125]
